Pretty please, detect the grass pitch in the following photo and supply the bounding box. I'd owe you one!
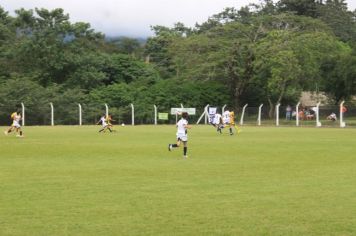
[1,125,356,236]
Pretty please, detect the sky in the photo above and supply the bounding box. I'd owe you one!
[1,0,356,37]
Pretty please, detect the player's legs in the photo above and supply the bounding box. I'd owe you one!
[17,128,24,137]
[233,123,241,134]
[14,124,23,137]
[5,126,14,135]
[107,124,114,132]
[168,139,181,151]
[217,123,223,134]
[228,123,234,135]
[183,141,188,158]
[99,124,109,132]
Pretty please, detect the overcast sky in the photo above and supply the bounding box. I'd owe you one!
[1,0,356,37]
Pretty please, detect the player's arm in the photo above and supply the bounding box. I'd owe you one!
[184,124,192,129]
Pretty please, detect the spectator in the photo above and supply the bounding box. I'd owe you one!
[341,105,347,114]
[292,111,296,119]
[327,112,337,121]
[298,109,305,120]
[306,107,315,120]
[286,105,292,120]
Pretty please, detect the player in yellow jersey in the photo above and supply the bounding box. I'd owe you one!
[4,111,24,137]
[229,110,241,135]
[97,114,116,133]
[106,115,116,131]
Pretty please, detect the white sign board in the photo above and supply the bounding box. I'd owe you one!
[170,108,196,115]
[208,107,217,123]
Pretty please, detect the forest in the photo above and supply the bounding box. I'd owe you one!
[0,0,356,124]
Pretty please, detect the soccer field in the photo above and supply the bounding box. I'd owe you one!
[1,125,356,236]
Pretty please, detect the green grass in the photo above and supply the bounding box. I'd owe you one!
[1,125,356,236]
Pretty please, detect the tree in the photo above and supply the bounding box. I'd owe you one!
[254,30,302,117]
[144,23,191,78]
[277,0,319,17]
[319,43,355,103]
[109,37,142,55]
[316,0,356,42]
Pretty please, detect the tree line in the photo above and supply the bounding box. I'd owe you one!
[0,0,356,124]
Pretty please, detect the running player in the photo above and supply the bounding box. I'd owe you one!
[213,112,223,134]
[4,111,24,137]
[168,112,191,159]
[230,110,241,135]
[222,109,234,135]
[97,114,113,133]
[106,115,115,130]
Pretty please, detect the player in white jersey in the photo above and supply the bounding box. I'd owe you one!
[4,111,24,137]
[213,113,223,134]
[168,112,191,159]
[222,110,230,124]
[224,109,239,135]
[97,115,113,133]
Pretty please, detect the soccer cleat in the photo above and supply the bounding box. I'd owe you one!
[168,144,172,151]
[183,155,188,159]
[4,131,8,135]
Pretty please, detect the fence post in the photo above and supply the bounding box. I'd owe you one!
[204,104,209,124]
[296,102,301,127]
[130,103,134,126]
[50,102,54,126]
[154,105,157,125]
[222,104,227,114]
[316,102,322,127]
[78,104,82,126]
[276,103,281,126]
[21,102,25,126]
[257,104,263,126]
[105,103,109,117]
[340,101,346,128]
[181,103,184,108]
[240,104,248,126]
[196,104,209,124]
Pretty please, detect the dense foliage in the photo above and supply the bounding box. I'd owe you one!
[0,0,356,124]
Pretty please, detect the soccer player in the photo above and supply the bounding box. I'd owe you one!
[223,109,230,126]
[168,112,191,159]
[229,110,241,135]
[4,111,24,137]
[97,114,113,133]
[213,112,223,134]
[106,115,116,130]
[222,109,235,135]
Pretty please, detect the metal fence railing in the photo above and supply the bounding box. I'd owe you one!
[0,102,355,127]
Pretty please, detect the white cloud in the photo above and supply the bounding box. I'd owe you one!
[1,0,356,37]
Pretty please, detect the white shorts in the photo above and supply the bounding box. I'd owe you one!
[12,121,21,128]
[102,122,108,128]
[177,133,188,142]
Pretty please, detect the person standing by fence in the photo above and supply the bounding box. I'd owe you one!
[286,105,292,120]
[341,105,347,114]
